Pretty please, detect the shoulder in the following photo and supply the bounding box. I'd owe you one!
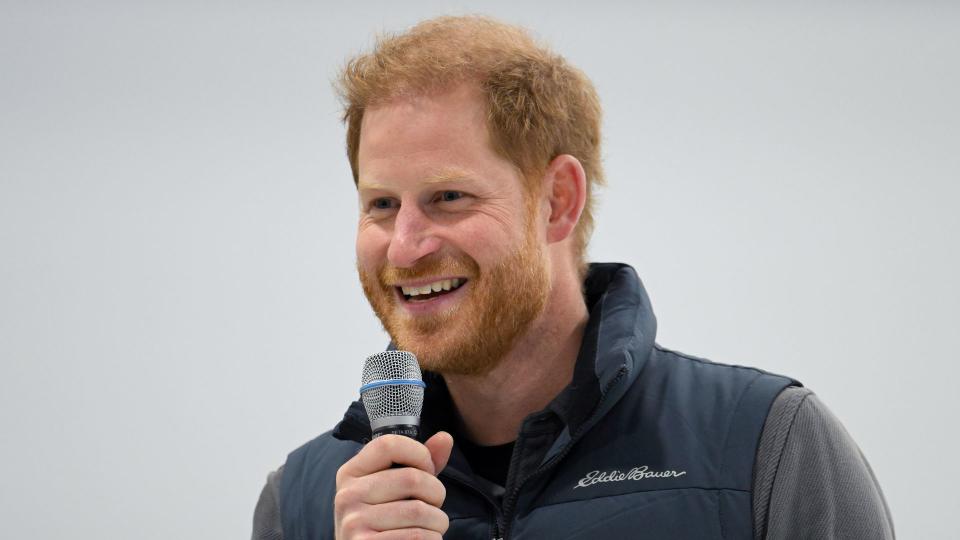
[754,388,895,539]
[643,345,799,420]
[253,466,285,540]
[613,345,800,491]
[650,344,795,381]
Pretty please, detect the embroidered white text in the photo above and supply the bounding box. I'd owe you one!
[574,466,687,489]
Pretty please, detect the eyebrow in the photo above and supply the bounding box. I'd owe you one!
[358,168,478,190]
[424,170,479,185]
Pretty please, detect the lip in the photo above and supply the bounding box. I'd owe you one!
[392,276,468,289]
[392,278,470,316]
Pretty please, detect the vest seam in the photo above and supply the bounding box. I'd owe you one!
[519,486,751,512]
[717,489,727,540]
[718,372,765,540]
[653,345,774,378]
[756,389,812,540]
[299,443,314,540]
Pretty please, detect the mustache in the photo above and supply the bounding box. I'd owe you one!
[377,255,478,284]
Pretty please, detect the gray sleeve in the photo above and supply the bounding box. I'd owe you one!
[752,387,894,539]
[252,467,285,540]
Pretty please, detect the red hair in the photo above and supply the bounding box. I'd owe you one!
[338,15,604,275]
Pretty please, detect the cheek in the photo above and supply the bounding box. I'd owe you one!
[355,228,388,270]
[457,213,526,257]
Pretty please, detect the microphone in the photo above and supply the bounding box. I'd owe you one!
[359,350,426,439]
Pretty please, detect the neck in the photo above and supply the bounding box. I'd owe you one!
[442,267,588,446]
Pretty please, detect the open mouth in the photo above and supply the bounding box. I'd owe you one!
[398,278,467,302]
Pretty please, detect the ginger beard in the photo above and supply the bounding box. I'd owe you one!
[358,215,549,376]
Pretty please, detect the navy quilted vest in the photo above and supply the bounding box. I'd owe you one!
[280,263,797,539]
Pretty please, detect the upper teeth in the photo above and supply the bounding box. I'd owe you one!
[401,278,462,297]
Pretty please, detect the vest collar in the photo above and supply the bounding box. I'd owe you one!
[333,262,658,443]
[579,262,657,422]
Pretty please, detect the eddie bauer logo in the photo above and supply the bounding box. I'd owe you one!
[574,466,687,489]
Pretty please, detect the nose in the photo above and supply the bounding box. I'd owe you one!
[387,203,442,268]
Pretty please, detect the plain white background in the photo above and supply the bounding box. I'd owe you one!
[1,1,957,538]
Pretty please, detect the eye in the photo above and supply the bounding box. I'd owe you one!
[438,191,463,202]
[371,197,396,210]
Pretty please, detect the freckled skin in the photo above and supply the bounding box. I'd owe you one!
[355,83,549,375]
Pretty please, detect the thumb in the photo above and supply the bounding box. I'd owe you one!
[424,431,454,475]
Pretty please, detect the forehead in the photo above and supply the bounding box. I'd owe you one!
[361,84,488,139]
[357,84,515,187]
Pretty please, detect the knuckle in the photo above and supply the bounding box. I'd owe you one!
[335,462,351,489]
[334,482,363,507]
[372,437,400,462]
[400,468,423,491]
[403,500,429,521]
[380,435,423,462]
[377,434,400,453]
[434,479,447,504]
[333,488,349,511]
[339,512,363,535]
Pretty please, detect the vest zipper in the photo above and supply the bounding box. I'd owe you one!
[438,469,505,540]
[493,511,505,540]
[499,367,628,539]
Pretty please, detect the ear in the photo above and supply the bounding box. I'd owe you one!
[542,154,587,244]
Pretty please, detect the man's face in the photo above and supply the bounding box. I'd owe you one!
[355,84,549,375]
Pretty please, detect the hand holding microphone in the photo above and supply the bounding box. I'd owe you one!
[334,351,453,540]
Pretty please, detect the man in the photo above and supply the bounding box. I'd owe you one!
[254,15,893,539]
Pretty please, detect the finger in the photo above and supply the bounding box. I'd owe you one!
[349,466,446,506]
[339,435,435,483]
[424,431,454,475]
[366,499,449,534]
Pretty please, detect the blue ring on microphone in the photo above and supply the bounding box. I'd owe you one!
[359,379,427,394]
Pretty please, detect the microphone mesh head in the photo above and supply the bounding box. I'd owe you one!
[360,350,424,423]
